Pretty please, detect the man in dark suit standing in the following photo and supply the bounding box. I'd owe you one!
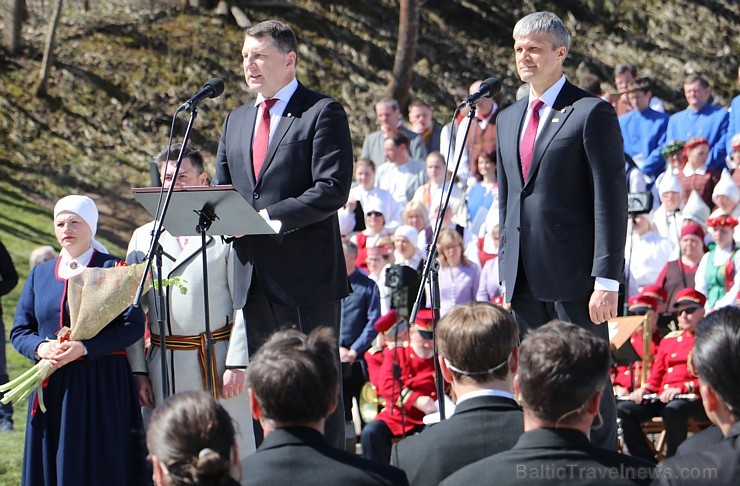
[213,20,353,448]
[496,11,627,449]
[440,322,654,486]
[244,328,408,486]
[391,302,524,485]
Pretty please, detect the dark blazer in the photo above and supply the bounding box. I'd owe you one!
[497,80,627,302]
[391,395,524,485]
[440,428,655,486]
[243,426,409,485]
[214,82,354,307]
[654,422,740,485]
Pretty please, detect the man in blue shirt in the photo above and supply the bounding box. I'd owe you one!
[665,74,729,172]
[339,240,381,430]
[620,77,670,180]
[726,65,740,159]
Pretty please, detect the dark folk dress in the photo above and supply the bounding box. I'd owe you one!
[10,253,149,486]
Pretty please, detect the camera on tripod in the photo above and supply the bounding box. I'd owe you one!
[627,192,653,216]
[385,264,422,319]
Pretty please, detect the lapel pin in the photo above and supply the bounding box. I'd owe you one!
[560,109,566,113]
[286,113,292,117]
[552,118,559,123]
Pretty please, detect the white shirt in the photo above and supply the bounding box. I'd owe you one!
[253,78,299,145]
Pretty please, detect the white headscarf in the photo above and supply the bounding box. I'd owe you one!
[54,195,108,254]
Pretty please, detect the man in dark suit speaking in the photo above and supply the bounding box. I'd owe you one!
[213,20,353,448]
[496,11,627,449]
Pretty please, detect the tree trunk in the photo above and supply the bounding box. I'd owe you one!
[3,0,24,54]
[35,0,64,97]
[386,0,419,113]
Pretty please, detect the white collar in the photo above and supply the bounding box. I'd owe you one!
[58,247,94,279]
[529,75,567,109]
[254,77,298,106]
[456,388,515,405]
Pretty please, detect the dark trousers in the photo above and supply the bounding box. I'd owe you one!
[617,398,707,462]
[511,262,618,451]
[242,272,345,450]
[342,361,366,424]
[360,419,424,464]
[0,315,12,424]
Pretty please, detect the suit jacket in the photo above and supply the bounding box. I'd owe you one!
[214,82,353,307]
[243,426,409,485]
[497,80,627,302]
[654,422,740,485]
[440,428,655,486]
[391,395,524,485]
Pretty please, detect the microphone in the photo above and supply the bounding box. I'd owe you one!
[459,77,502,107]
[178,78,225,111]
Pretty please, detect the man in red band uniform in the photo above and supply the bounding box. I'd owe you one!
[364,309,410,388]
[612,293,662,397]
[617,289,709,462]
[360,309,437,463]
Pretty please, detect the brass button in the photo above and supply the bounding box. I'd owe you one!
[667,367,673,373]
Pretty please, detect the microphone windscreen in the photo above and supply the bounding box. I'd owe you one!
[480,77,501,98]
[204,78,225,98]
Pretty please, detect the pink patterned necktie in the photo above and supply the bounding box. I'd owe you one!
[519,99,544,180]
[252,98,278,178]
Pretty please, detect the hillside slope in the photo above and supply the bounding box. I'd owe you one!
[0,0,738,249]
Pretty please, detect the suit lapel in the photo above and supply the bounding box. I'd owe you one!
[505,98,528,191]
[240,103,259,186]
[255,85,304,185]
[524,81,577,187]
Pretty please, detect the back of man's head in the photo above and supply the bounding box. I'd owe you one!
[247,328,339,428]
[437,302,518,385]
[694,307,740,419]
[517,321,609,425]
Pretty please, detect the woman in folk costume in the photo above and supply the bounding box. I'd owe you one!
[709,169,740,246]
[694,215,740,311]
[677,137,721,209]
[653,170,683,255]
[10,195,148,486]
[349,201,392,272]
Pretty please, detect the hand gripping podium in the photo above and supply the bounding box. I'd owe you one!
[133,185,277,398]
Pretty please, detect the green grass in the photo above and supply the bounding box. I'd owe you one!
[0,180,124,484]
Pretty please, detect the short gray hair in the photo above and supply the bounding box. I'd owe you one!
[513,11,569,55]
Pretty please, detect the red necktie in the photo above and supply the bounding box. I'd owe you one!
[519,99,544,180]
[252,98,278,178]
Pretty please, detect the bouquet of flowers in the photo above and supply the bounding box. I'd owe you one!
[0,262,151,412]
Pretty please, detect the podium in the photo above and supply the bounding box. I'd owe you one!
[133,185,278,237]
[132,184,277,398]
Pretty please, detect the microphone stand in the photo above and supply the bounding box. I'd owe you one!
[623,214,638,316]
[195,201,218,396]
[410,103,478,422]
[133,105,200,399]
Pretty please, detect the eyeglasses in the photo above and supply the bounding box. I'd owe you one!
[678,307,700,315]
[366,211,383,217]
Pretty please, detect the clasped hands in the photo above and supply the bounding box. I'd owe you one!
[37,340,86,368]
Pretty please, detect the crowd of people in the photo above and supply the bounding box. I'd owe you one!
[2,9,740,486]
